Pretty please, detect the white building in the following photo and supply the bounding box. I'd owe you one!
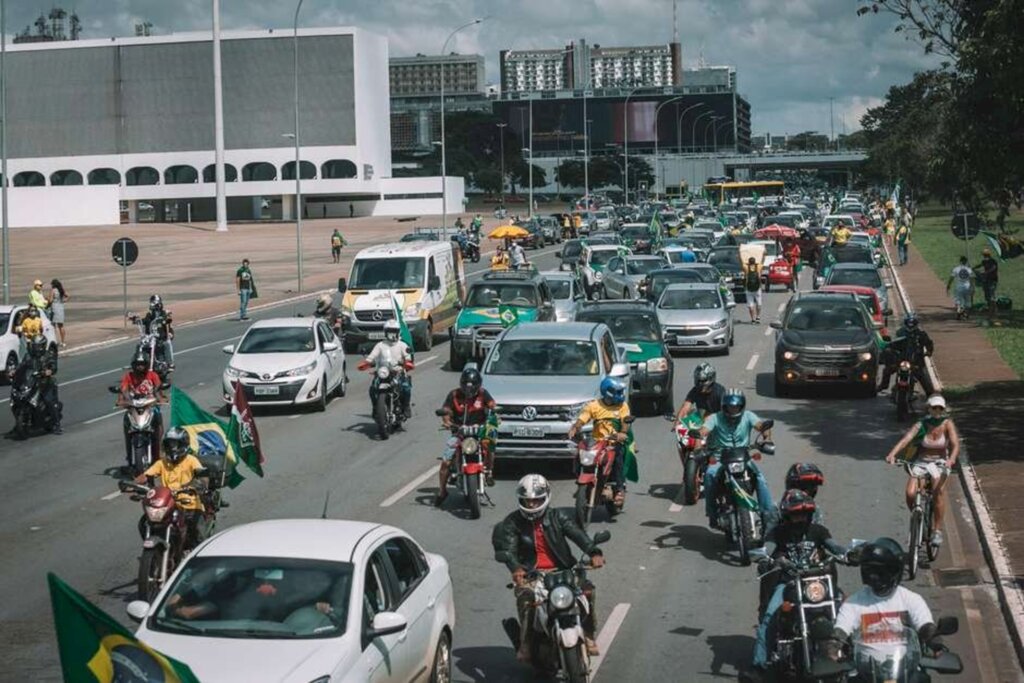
[0,27,463,228]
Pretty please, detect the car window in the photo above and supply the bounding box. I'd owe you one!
[589,250,618,266]
[316,323,330,347]
[350,257,425,290]
[485,340,599,376]
[428,257,438,290]
[659,289,722,310]
[238,327,315,354]
[787,303,867,331]
[0,312,10,335]
[466,284,539,307]
[607,257,622,273]
[382,538,427,604]
[577,313,661,342]
[363,551,394,626]
[627,259,664,276]
[547,279,572,300]
[829,269,881,288]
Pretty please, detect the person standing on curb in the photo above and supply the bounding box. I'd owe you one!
[895,221,911,266]
[48,279,69,348]
[330,229,347,264]
[29,279,48,310]
[235,258,257,321]
[976,248,999,317]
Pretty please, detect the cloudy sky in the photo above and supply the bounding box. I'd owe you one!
[11,0,939,137]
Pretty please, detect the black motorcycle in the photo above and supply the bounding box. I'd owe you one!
[369,364,407,440]
[711,428,774,566]
[452,231,481,263]
[130,314,173,385]
[9,369,59,438]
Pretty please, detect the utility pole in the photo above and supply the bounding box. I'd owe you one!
[496,122,506,202]
[292,0,305,293]
[1,0,9,304]
[829,97,835,150]
[212,0,228,232]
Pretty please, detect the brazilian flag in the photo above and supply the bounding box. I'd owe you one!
[623,429,640,483]
[498,304,519,328]
[390,295,416,349]
[170,386,244,488]
[47,573,201,683]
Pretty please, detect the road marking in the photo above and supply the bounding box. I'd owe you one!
[84,410,122,425]
[959,587,999,683]
[745,353,759,371]
[590,602,631,679]
[379,466,438,507]
[417,354,438,367]
[777,302,786,312]
[764,326,772,336]
[288,414,302,420]
[101,491,121,501]
[668,501,684,513]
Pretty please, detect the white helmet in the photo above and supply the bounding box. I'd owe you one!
[516,474,550,520]
[316,293,333,311]
[383,319,401,341]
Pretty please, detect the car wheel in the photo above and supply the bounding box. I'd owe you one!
[429,630,452,683]
[449,344,466,372]
[418,321,434,352]
[314,375,327,412]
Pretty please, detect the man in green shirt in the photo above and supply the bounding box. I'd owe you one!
[235,259,257,320]
[895,223,911,266]
[330,229,347,264]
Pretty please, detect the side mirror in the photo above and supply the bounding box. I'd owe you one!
[126,600,150,623]
[367,612,407,639]
[323,341,340,352]
[769,320,783,330]
[337,277,347,294]
[222,344,235,354]
[429,275,442,291]
[922,651,963,675]
[935,616,959,636]
[454,301,463,310]
[609,362,630,378]
[592,530,611,544]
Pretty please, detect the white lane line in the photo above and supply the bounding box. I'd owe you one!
[380,466,438,507]
[590,602,631,679]
[83,410,123,425]
[745,353,760,371]
[668,501,684,513]
[417,354,438,367]
[764,326,772,336]
[777,302,786,312]
[288,414,302,420]
[101,491,121,501]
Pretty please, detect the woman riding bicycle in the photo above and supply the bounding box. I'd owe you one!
[884,394,961,547]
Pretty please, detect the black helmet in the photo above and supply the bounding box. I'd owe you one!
[779,488,816,527]
[460,366,482,396]
[131,353,148,374]
[27,334,47,357]
[722,388,746,424]
[859,537,905,597]
[693,362,717,390]
[785,463,825,498]
[162,427,191,465]
[903,313,919,330]
[149,294,163,311]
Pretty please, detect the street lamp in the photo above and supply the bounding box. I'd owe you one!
[703,116,720,152]
[691,110,712,153]
[653,96,684,195]
[521,146,533,216]
[0,0,8,304]
[440,18,484,238]
[496,122,507,202]
[291,0,305,293]
[622,86,643,204]
[676,103,705,155]
[584,118,593,202]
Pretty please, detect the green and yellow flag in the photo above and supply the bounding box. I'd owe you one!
[47,573,201,683]
[623,428,640,483]
[498,303,520,328]
[170,386,244,488]
[391,296,416,349]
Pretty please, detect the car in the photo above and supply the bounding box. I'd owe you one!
[813,243,875,289]
[222,317,347,410]
[593,210,614,230]
[0,305,59,378]
[820,284,892,335]
[846,231,881,264]
[707,246,747,302]
[688,227,721,247]
[481,321,631,459]
[588,230,623,245]
[541,270,586,322]
[771,291,881,397]
[822,215,856,232]
[822,262,891,313]
[749,240,783,269]
[575,301,675,413]
[450,270,556,370]
[693,220,725,242]
[514,220,546,249]
[619,223,656,253]
[127,519,455,683]
[399,227,442,242]
[579,244,632,299]
[665,233,714,253]
[655,283,735,355]
[536,216,562,244]
[642,265,724,303]
[601,255,667,300]
[658,245,707,266]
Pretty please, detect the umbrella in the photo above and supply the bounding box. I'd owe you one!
[754,224,798,239]
[488,225,530,239]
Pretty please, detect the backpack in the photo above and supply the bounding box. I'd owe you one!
[745,268,761,291]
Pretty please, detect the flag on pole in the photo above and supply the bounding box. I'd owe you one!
[623,427,640,483]
[647,212,662,239]
[47,573,201,683]
[390,296,416,348]
[890,181,901,208]
[228,384,265,478]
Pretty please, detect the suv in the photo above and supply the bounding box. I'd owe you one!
[579,244,631,300]
[707,246,747,302]
[601,255,667,300]
[813,244,875,289]
[770,292,881,397]
[575,301,674,413]
[481,322,630,459]
[450,271,555,370]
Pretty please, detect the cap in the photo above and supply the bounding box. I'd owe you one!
[33,279,43,286]
[982,248,993,256]
[927,394,947,409]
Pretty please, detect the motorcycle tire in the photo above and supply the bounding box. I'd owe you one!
[908,508,922,580]
[472,252,480,264]
[466,473,482,520]
[375,393,391,440]
[574,484,592,529]
[562,643,590,683]
[683,458,701,506]
[13,407,29,439]
[737,511,754,567]
[138,547,165,602]
[896,388,910,421]
[132,441,151,476]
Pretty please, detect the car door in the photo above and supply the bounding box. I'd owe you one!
[359,549,406,683]
[378,537,435,681]
[316,322,340,392]
[604,257,624,297]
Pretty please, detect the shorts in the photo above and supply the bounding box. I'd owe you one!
[746,289,763,308]
[952,285,972,309]
[442,435,459,462]
[982,281,997,303]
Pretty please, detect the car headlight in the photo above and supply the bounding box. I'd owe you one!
[711,318,729,330]
[804,580,828,603]
[405,303,422,317]
[456,327,473,337]
[225,365,242,378]
[568,401,589,421]
[782,350,798,361]
[645,357,669,373]
[859,351,873,361]
[285,361,318,377]
[594,271,603,281]
[549,585,575,611]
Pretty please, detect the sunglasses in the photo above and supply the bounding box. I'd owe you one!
[928,405,944,411]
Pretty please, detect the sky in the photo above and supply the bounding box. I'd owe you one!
[10,0,940,138]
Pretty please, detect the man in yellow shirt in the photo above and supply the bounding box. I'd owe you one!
[28,279,48,310]
[832,224,852,245]
[135,428,210,546]
[18,306,44,339]
[568,377,631,505]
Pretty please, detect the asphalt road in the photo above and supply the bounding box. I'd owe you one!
[1,244,1021,682]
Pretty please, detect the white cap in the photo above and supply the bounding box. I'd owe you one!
[927,394,947,409]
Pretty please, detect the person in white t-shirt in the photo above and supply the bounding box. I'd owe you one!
[946,255,975,319]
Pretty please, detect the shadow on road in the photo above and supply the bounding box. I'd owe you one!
[704,633,755,678]
[647,482,683,503]
[651,523,746,566]
[453,645,539,683]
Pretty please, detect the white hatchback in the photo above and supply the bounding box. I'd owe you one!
[127,519,456,683]
[222,318,346,410]
[0,305,58,376]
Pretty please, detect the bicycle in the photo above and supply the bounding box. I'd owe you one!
[896,459,950,579]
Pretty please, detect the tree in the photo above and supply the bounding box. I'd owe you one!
[510,161,547,189]
[555,160,586,189]
[856,0,966,60]
[473,166,503,196]
[838,129,869,149]
[785,131,830,151]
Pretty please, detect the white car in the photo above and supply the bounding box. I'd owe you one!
[749,240,783,269]
[127,519,455,683]
[222,318,347,410]
[0,305,58,375]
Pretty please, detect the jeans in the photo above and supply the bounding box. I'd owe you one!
[611,443,625,491]
[897,243,908,265]
[239,289,251,319]
[704,460,773,522]
[753,583,785,668]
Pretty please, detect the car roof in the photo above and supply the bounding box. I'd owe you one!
[577,300,657,314]
[820,284,878,297]
[831,262,877,270]
[587,243,623,251]
[540,270,575,280]
[356,241,449,257]
[626,254,663,260]
[662,282,720,292]
[0,305,24,314]
[196,519,400,562]
[248,317,317,329]
[499,321,603,341]
[793,292,857,303]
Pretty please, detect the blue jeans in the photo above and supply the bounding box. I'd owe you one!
[704,461,773,522]
[897,243,908,265]
[239,289,251,318]
[753,583,785,668]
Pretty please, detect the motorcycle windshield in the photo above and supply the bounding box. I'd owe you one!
[851,625,920,682]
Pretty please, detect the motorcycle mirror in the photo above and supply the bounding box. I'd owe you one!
[434,408,448,417]
[337,277,347,294]
[922,651,963,674]
[935,616,959,636]
[592,530,611,544]
[126,600,150,623]
[760,441,776,456]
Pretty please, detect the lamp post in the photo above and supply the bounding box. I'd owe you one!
[522,146,532,217]
[691,110,712,153]
[703,116,720,152]
[622,86,643,204]
[496,122,507,202]
[291,0,305,293]
[0,0,8,304]
[212,0,227,233]
[675,103,704,155]
[440,19,483,238]
[653,96,684,195]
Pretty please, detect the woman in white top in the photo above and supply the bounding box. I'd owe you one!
[48,279,69,348]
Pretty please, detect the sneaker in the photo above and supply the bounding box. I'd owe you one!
[932,530,944,546]
[433,490,448,507]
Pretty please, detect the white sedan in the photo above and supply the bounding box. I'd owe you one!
[1,305,58,376]
[222,318,347,411]
[127,519,456,683]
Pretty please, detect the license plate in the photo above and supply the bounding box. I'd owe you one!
[675,336,699,345]
[512,426,545,438]
[368,331,385,340]
[812,368,841,377]
[254,385,280,396]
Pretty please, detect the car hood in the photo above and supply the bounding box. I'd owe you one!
[658,309,728,326]
[484,374,601,405]
[229,351,319,374]
[457,307,539,327]
[781,328,873,348]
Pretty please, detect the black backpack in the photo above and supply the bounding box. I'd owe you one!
[745,268,761,291]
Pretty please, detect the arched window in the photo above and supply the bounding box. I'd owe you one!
[281,160,317,181]
[241,162,277,181]
[321,159,358,179]
[13,171,45,187]
[88,168,121,185]
[126,167,160,186]
[201,164,238,183]
[50,170,84,186]
[164,165,199,185]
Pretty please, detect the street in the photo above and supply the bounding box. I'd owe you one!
[0,244,1020,682]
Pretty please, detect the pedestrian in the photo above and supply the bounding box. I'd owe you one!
[976,248,999,316]
[322,204,327,219]
[330,229,347,264]
[349,203,354,218]
[784,240,801,291]
[509,241,527,271]
[743,256,763,323]
[883,215,895,246]
[48,279,69,348]
[236,258,257,321]
[946,256,974,320]
[29,279,48,309]
[895,222,911,266]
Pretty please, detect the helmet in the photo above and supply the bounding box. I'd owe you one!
[27,334,47,357]
[383,319,400,342]
[722,388,746,424]
[162,427,191,465]
[859,537,905,597]
[131,353,148,374]
[693,362,717,390]
[316,293,333,312]
[516,474,551,520]
[779,488,817,526]
[599,377,626,407]
[460,366,482,396]
[785,463,825,497]
[903,313,919,330]
[149,294,163,311]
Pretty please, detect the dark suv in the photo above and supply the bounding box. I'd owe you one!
[771,292,881,397]
[707,246,746,302]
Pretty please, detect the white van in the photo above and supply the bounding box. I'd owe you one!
[339,241,465,352]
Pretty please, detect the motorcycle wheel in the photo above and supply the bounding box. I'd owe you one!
[472,252,480,263]
[466,473,482,520]
[896,388,910,421]
[132,440,150,476]
[737,511,754,566]
[13,406,29,439]
[908,508,922,579]
[562,643,590,683]
[683,458,701,506]
[375,393,391,440]
[574,484,592,529]
[138,547,164,602]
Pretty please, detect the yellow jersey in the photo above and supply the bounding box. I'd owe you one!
[20,317,43,338]
[143,454,205,511]
[577,401,631,441]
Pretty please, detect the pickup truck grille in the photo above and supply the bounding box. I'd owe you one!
[473,326,504,340]
[496,404,572,421]
[800,350,859,367]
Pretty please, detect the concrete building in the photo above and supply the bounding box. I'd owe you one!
[0,27,463,228]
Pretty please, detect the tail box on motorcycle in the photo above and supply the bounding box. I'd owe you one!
[196,450,227,489]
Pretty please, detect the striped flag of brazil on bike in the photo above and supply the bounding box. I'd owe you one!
[170,386,245,488]
[47,573,200,683]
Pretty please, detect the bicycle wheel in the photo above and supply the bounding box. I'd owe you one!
[926,500,941,563]
[908,508,922,580]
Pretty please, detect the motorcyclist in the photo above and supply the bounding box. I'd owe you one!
[9,334,62,435]
[133,294,174,366]
[357,319,413,419]
[436,367,497,506]
[674,362,726,423]
[134,428,211,550]
[470,213,484,236]
[17,305,44,340]
[491,474,606,661]
[764,463,826,537]
[568,377,631,508]
[314,293,343,336]
[117,353,166,473]
[700,389,774,528]
[877,313,935,396]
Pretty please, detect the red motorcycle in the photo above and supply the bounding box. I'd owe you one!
[436,410,493,520]
[671,417,707,505]
[573,417,633,528]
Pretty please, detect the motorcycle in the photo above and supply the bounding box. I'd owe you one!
[129,315,173,385]
[573,417,633,528]
[108,386,161,476]
[894,359,916,421]
[711,428,775,566]
[452,231,481,263]
[9,369,58,438]
[435,409,494,519]
[666,413,706,505]
[500,530,611,683]
[369,363,408,440]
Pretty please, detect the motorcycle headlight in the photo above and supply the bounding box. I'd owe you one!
[804,580,828,604]
[782,351,798,361]
[145,505,171,523]
[462,436,479,455]
[899,360,911,370]
[858,351,873,362]
[225,365,242,378]
[377,366,391,380]
[456,327,473,337]
[594,271,603,282]
[405,303,422,318]
[285,361,318,377]
[645,357,669,373]
[578,448,598,467]
[711,318,729,330]
[549,585,575,611]
[728,461,745,474]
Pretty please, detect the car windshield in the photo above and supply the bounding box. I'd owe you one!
[547,280,572,299]
[770,215,798,227]
[577,313,661,342]
[588,249,619,266]
[349,257,425,290]
[238,327,315,354]
[787,303,867,331]
[856,293,879,314]
[708,249,740,268]
[150,556,353,639]
[664,250,695,264]
[829,269,882,288]
[486,340,599,376]
[562,241,583,258]
[627,259,663,276]
[466,284,538,307]
[0,312,9,334]
[659,289,722,310]
[650,272,703,300]
[621,227,648,239]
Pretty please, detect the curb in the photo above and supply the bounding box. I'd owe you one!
[883,240,1024,668]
